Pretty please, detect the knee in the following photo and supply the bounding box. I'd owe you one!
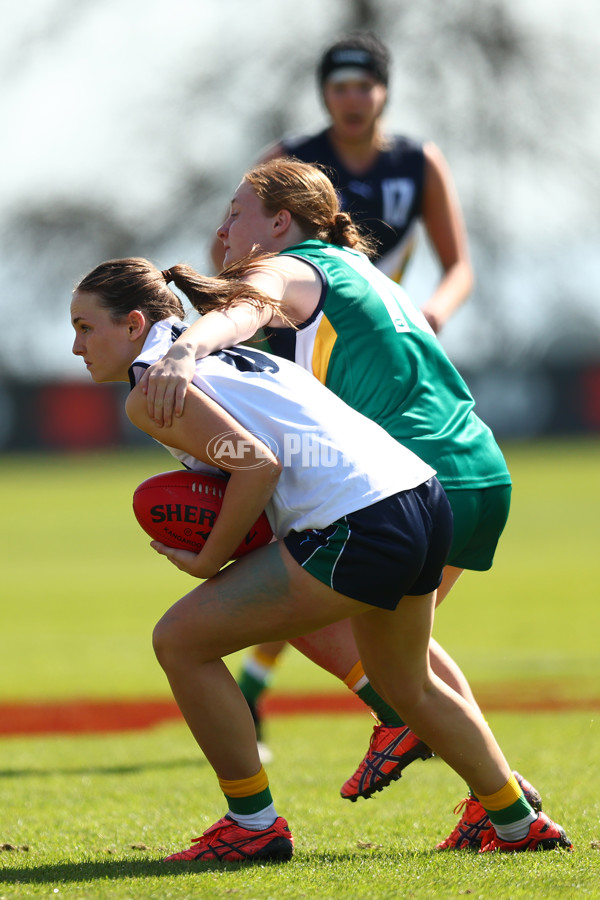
[152,608,224,674]
[152,616,187,672]
[371,672,433,716]
[396,680,432,713]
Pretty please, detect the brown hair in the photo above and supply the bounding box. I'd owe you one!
[245,158,376,256]
[75,256,287,323]
[75,161,374,326]
[180,159,375,319]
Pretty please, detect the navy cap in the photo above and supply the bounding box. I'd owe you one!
[318,33,390,87]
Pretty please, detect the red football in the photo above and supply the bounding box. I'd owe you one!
[132,470,273,559]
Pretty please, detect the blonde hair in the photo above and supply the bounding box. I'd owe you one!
[245,158,376,255]
[75,161,376,326]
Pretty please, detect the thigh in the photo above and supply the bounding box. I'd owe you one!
[154,540,367,660]
[351,591,436,698]
[435,564,464,606]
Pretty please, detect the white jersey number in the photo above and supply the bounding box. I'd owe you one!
[381,178,416,227]
[322,246,435,335]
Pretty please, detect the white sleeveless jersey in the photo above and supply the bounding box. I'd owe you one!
[129,318,435,538]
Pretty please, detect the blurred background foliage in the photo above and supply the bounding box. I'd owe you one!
[1,0,599,381]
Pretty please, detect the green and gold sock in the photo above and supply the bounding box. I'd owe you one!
[219,766,276,829]
[475,773,537,841]
[344,661,405,728]
[237,649,279,705]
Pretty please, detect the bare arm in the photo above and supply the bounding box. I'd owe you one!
[419,142,474,333]
[126,381,282,579]
[141,257,320,426]
[141,303,272,426]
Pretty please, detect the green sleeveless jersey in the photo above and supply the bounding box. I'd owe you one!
[266,240,510,490]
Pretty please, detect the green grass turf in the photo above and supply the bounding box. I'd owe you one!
[0,713,599,898]
[1,437,599,701]
[433,437,600,701]
[1,439,599,896]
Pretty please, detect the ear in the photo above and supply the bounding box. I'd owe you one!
[126,309,146,340]
[272,208,293,236]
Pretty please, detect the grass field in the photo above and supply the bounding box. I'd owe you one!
[1,438,600,897]
[1,713,599,898]
[1,438,598,701]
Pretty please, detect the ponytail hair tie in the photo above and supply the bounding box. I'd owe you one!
[161,268,173,284]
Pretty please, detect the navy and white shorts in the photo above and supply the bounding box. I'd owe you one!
[284,477,453,610]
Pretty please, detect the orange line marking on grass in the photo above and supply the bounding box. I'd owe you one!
[0,686,598,736]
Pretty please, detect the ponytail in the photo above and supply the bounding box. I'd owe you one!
[319,211,376,255]
[75,257,184,324]
[246,158,377,256]
[75,256,293,329]
[166,260,291,324]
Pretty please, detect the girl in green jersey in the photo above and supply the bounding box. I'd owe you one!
[138,159,558,851]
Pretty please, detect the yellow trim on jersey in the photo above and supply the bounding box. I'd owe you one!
[312,314,338,383]
[376,229,417,284]
[389,234,416,283]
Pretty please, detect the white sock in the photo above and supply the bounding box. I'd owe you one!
[493,810,538,842]
[228,803,277,831]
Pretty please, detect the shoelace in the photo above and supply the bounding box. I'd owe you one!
[190,817,230,843]
[444,796,488,843]
[453,797,469,817]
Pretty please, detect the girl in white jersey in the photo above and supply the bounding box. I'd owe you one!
[70,256,571,861]
[139,160,524,843]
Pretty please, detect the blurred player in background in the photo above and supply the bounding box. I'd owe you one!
[211,32,473,330]
[210,32,475,746]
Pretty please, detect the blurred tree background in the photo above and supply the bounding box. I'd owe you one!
[1,0,598,381]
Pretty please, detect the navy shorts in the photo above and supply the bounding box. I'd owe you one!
[284,477,453,610]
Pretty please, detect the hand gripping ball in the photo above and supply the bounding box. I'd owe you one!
[133,470,273,559]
